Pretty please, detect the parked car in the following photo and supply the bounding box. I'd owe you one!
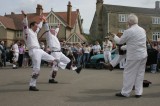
[85,49,118,69]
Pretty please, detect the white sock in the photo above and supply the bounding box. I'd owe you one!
[71,66,77,70]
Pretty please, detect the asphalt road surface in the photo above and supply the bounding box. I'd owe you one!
[0,67,160,106]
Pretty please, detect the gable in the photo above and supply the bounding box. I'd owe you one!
[47,11,66,27]
[0,21,6,28]
[67,33,83,43]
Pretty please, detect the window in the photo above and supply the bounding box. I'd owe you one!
[152,32,160,41]
[119,14,128,22]
[16,31,22,38]
[152,17,160,24]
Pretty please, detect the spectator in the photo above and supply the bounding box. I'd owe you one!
[0,41,7,67]
[83,44,91,67]
[18,43,25,67]
[151,42,158,73]
[92,41,101,55]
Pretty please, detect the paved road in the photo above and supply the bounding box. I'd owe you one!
[0,67,160,106]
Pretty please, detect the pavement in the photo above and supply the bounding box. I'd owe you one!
[0,66,160,106]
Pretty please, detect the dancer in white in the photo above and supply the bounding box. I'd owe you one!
[42,18,82,83]
[11,41,19,69]
[107,45,126,70]
[103,36,112,63]
[22,11,57,91]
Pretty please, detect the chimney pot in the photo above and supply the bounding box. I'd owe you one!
[76,9,79,13]
[96,0,103,4]
[11,12,15,15]
[81,19,83,24]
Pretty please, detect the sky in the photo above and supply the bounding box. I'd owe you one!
[0,0,159,33]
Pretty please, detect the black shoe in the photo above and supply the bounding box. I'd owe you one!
[48,79,58,83]
[102,63,113,71]
[29,86,39,91]
[135,95,142,98]
[115,93,126,97]
[75,66,82,74]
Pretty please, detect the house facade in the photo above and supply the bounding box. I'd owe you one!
[90,0,160,42]
[0,2,86,47]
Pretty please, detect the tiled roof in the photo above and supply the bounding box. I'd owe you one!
[56,11,78,28]
[0,15,16,30]
[103,4,160,14]
[2,11,78,30]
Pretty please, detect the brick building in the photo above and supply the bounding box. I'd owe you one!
[90,0,160,42]
[0,2,86,47]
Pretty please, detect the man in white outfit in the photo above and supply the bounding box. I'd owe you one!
[21,11,57,91]
[42,19,82,83]
[110,14,147,98]
[12,41,19,69]
[103,37,112,63]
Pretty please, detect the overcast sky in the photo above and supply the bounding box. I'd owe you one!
[0,0,159,33]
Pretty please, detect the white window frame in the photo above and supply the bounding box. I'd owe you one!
[152,32,160,41]
[152,17,160,24]
[119,14,128,22]
[16,31,22,38]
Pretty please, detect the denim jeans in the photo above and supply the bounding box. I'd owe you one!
[151,64,157,73]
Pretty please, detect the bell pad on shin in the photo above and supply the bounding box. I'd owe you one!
[32,73,39,79]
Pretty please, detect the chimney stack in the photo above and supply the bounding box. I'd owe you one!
[36,4,43,15]
[67,1,72,27]
[155,1,160,10]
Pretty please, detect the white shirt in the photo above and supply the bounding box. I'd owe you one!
[22,17,42,50]
[44,23,61,51]
[84,46,91,53]
[12,43,19,53]
[114,24,147,60]
[92,45,101,54]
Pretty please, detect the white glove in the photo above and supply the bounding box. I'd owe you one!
[120,45,127,50]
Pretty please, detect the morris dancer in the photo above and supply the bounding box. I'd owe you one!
[22,11,58,91]
[41,18,82,83]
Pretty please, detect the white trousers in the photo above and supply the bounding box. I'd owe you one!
[110,54,126,67]
[12,53,19,67]
[50,52,70,79]
[121,57,147,97]
[13,53,19,62]
[29,48,55,87]
[104,51,111,63]
[119,58,126,69]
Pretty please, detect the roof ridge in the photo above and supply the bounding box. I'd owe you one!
[5,11,77,16]
[104,4,154,10]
